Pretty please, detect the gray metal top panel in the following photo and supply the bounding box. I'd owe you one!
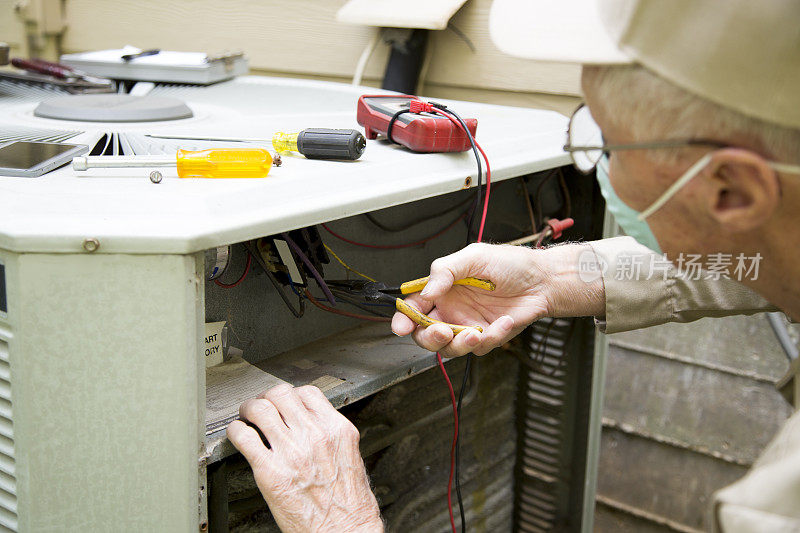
[0,76,569,254]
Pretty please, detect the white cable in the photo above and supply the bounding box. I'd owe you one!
[352,28,381,87]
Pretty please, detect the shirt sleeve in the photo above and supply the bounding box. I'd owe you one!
[588,236,776,334]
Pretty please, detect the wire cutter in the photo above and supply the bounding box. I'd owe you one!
[326,276,496,334]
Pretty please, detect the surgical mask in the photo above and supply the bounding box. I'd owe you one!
[595,155,663,253]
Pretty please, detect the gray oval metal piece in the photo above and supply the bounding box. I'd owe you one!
[34,94,193,122]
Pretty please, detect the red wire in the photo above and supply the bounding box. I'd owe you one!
[304,289,392,323]
[214,251,252,288]
[437,352,459,533]
[321,211,467,250]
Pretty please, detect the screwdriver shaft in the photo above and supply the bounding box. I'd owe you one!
[73,155,175,170]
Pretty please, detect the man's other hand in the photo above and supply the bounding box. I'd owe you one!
[391,242,606,358]
[227,384,383,533]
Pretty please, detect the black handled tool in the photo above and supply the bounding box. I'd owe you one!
[272,128,366,160]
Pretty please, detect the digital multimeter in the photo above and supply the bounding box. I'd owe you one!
[356,95,478,153]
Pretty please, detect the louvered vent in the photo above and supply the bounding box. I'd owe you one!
[88,132,225,157]
[513,317,595,532]
[0,78,70,104]
[0,330,17,532]
[0,126,82,145]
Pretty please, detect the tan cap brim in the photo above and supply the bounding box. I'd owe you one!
[489,0,631,64]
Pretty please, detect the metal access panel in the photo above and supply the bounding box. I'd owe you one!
[0,250,204,531]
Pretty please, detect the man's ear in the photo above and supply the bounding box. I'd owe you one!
[704,148,780,232]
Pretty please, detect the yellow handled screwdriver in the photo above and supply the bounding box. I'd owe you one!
[72,148,275,179]
[326,276,496,334]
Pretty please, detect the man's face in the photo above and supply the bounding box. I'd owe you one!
[581,70,722,258]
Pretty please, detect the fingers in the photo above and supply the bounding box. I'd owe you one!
[470,315,515,356]
[239,397,289,444]
[420,246,480,300]
[411,322,455,352]
[259,383,312,429]
[391,293,434,336]
[418,242,492,300]
[424,315,515,358]
[437,327,483,359]
[227,420,271,467]
[295,385,337,418]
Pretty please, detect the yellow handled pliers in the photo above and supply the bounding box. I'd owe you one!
[326,276,496,334]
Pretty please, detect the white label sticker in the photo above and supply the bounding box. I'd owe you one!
[204,321,226,367]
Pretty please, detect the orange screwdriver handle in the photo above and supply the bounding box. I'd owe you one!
[176,148,273,179]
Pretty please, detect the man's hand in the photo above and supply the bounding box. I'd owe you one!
[227,384,383,533]
[391,242,605,358]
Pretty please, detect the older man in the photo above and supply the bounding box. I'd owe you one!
[227,0,800,530]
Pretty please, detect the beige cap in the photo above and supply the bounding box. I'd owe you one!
[489,0,800,129]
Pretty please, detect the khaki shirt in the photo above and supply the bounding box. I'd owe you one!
[589,236,800,532]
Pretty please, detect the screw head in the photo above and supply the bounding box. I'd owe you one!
[82,238,100,253]
[149,170,163,184]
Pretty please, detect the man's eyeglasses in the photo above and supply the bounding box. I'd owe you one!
[563,104,727,174]
[565,104,800,220]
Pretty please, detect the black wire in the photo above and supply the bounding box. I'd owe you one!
[533,169,559,230]
[431,103,482,533]
[386,109,412,144]
[431,104,483,245]
[455,353,471,532]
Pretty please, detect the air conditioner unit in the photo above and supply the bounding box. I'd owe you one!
[0,75,605,531]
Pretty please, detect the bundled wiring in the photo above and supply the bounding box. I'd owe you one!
[280,232,336,306]
[329,290,395,318]
[214,251,252,288]
[292,279,389,318]
[323,243,376,282]
[321,210,468,250]
[304,289,391,323]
